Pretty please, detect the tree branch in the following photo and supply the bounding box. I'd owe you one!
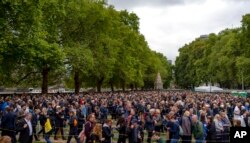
[15,71,39,85]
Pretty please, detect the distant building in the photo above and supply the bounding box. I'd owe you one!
[200,35,208,39]
[168,60,172,65]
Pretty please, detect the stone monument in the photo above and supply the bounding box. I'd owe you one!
[154,72,163,90]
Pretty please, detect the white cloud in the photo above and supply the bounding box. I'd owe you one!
[109,0,250,62]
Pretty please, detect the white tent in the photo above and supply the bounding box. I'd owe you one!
[195,86,223,92]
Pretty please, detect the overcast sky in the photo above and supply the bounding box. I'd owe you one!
[108,0,250,62]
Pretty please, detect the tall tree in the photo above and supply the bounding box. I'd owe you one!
[61,0,93,94]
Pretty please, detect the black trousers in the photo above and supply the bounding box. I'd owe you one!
[20,135,32,143]
[155,125,162,132]
[28,136,33,143]
[117,137,126,143]
[32,125,39,140]
[181,135,192,143]
[67,129,80,143]
[147,131,153,143]
[167,132,172,143]
[38,126,45,137]
[54,126,64,138]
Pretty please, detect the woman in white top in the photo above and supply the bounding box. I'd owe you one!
[233,106,246,127]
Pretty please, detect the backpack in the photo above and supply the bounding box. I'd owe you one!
[179,125,184,136]
[178,116,191,136]
[177,121,183,136]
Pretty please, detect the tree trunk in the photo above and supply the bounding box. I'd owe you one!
[74,70,80,94]
[96,77,104,92]
[110,82,114,92]
[130,84,134,91]
[122,82,125,92]
[42,66,49,94]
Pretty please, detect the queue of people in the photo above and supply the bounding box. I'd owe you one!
[0,91,249,143]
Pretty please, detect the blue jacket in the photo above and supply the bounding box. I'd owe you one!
[145,114,155,131]
[81,105,87,118]
[167,121,180,139]
[1,111,16,130]
[100,106,109,119]
[102,124,113,143]
[0,102,9,111]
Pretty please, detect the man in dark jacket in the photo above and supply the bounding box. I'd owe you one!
[206,117,216,143]
[145,111,155,143]
[116,117,127,143]
[38,109,47,137]
[102,119,113,143]
[16,112,33,143]
[76,107,85,134]
[31,109,39,141]
[128,118,140,143]
[100,104,109,124]
[54,106,65,140]
[1,106,16,143]
[67,110,80,143]
[116,102,125,118]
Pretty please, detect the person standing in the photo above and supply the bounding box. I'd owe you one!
[1,106,16,143]
[90,123,104,143]
[214,114,224,143]
[31,109,40,141]
[37,108,47,138]
[233,106,246,127]
[220,112,231,143]
[127,118,141,143]
[154,109,162,132]
[85,114,96,143]
[54,106,65,140]
[67,110,80,143]
[44,113,53,143]
[180,111,192,143]
[102,119,113,143]
[100,103,109,124]
[77,106,85,135]
[192,115,204,143]
[145,109,155,143]
[16,112,33,143]
[166,113,180,143]
[116,117,127,143]
[206,116,216,143]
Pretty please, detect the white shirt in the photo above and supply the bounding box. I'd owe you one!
[25,118,33,136]
[234,115,246,127]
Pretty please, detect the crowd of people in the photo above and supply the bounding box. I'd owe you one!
[0,91,249,143]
